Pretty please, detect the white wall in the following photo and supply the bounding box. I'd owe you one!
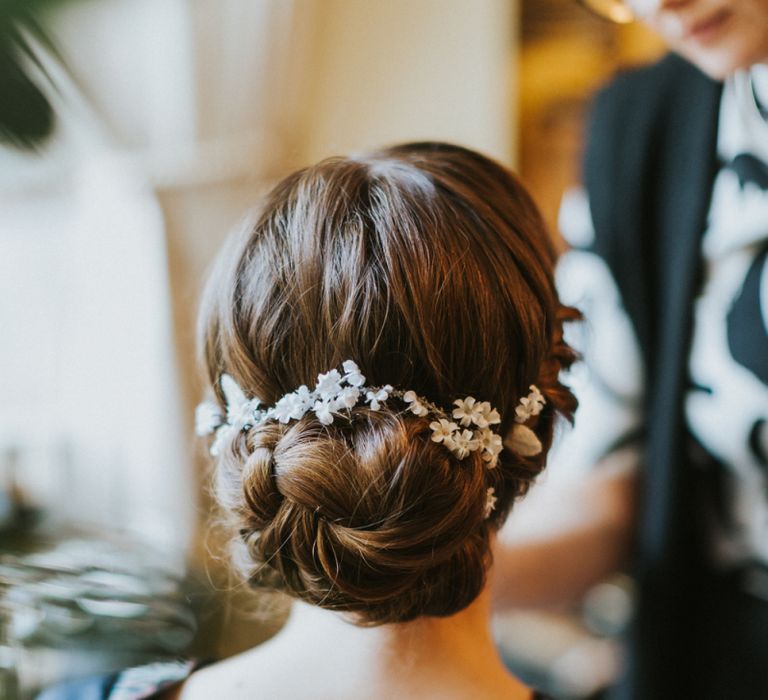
[0,0,519,562]
[297,0,517,164]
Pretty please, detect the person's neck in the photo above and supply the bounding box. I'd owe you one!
[284,586,502,671]
[214,586,531,699]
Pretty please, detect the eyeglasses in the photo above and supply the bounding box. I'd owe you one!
[576,0,658,23]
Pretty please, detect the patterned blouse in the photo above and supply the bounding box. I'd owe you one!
[36,660,207,700]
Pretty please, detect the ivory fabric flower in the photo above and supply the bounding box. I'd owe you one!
[229,399,260,428]
[210,424,233,457]
[430,418,458,443]
[337,386,361,408]
[450,429,479,459]
[404,390,429,416]
[476,401,501,427]
[366,387,391,411]
[221,374,246,409]
[515,385,546,423]
[528,385,545,413]
[453,397,481,427]
[470,401,491,429]
[478,428,503,453]
[342,360,366,387]
[484,488,497,518]
[403,390,418,404]
[295,384,312,403]
[195,401,223,436]
[220,374,260,427]
[477,428,503,467]
[273,392,308,423]
[313,400,335,425]
[316,370,343,400]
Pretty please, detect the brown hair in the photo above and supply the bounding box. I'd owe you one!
[199,142,578,625]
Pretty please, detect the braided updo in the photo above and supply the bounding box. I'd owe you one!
[199,142,578,625]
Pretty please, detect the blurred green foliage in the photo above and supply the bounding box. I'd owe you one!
[0,0,77,151]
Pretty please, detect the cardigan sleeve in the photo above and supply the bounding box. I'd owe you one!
[547,186,644,475]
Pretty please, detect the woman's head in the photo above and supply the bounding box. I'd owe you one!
[198,142,578,624]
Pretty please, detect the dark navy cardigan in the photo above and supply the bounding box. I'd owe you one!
[581,53,768,699]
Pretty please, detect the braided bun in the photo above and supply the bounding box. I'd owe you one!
[199,142,578,624]
[214,409,492,624]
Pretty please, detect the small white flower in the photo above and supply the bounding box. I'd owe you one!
[219,374,261,429]
[484,488,497,518]
[295,384,313,403]
[195,401,223,436]
[430,418,459,443]
[313,400,335,425]
[366,386,391,411]
[470,401,491,429]
[337,386,361,408]
[273,392,309,423]
[403,390,428,416]
[221,374,248,417]
[452,397,481,427]
[515,385,546,423]
[476,401,501,427]
[450,429,480,459]
[342,360,366,387]
[210,424,233,457]
[342,359,360,375]
[229,398,260,429]
[477,428,503,453]
[315,370,343,400]
[528,385,546,412]
[477,428,503,467]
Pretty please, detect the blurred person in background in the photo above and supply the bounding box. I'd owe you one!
[494,1,768,698]
[39,142,579,700]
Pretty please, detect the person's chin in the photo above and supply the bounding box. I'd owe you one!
[676,44,756,80]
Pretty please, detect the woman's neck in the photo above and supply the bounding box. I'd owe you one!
[183,587,531,699]
[283,587,502,673]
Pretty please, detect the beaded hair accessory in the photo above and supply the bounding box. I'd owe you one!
[195,361,546,517]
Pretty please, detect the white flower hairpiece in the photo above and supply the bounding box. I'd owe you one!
[484,487,498,519]
[503,384,545,458]
[196,361,546,516]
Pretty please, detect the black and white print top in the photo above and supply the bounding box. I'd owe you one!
[553,66,768,572]
[35,660,206,700]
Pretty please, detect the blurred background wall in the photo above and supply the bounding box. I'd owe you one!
[518,0,663,236]
[0,0,517,687]
[0,0,664,695]
[0,0,517,549]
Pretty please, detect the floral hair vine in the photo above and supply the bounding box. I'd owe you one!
[195,361,546,517]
